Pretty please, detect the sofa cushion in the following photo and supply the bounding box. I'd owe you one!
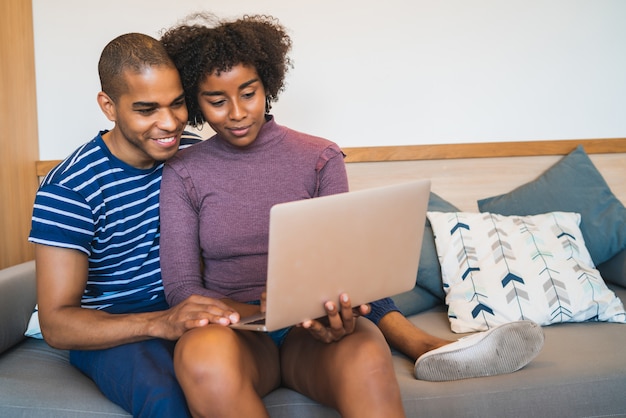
[427,210,626,333]
[477,145,626,266]
[391,192,458,316]
[0,338,130,418]
[397,283,626,418]
[2,286,626,418]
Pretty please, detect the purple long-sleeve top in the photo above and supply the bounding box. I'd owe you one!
[159,116,349,306]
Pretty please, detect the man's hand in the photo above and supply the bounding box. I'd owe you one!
[302,293,370,343]
[152,294,240,340]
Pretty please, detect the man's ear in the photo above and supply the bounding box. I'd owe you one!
[97,91,116,122]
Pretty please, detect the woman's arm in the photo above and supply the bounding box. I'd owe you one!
[316,144,349,197]
[160,163,222,306]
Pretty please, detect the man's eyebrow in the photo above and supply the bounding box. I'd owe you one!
[200,78,260,97]
[132,93,186,108]
[132,101,158,108]
[171,93,186,104]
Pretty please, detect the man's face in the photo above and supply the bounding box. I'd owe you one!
[102,66,188,169]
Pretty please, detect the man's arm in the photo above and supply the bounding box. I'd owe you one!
[35,244,239,350]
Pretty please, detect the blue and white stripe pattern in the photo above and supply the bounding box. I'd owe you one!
[29,131,199,314]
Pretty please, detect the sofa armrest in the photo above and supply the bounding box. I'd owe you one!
[0,260,36,354]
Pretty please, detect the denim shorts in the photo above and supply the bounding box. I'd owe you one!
[247,300,292,346]
[70,339,190,417]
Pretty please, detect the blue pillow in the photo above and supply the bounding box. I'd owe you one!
[392,192,458,316]
[478,145,626,266]
[597,249,626,288]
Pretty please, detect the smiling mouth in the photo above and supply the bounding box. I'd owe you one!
[155,136,177,145]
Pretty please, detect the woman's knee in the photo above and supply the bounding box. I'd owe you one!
[343,320,396,376]
[174,326,244,390]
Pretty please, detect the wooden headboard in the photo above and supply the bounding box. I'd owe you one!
[36,137,626,212]
[344,138,626,211]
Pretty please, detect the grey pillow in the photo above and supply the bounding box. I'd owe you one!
[478,145,626,266]
[597,249,626,288]
[392,192,458,316]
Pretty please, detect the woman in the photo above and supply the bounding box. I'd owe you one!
[159,14,405,418]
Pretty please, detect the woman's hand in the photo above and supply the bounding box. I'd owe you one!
[301,293,370,343]
[260,290,267,313]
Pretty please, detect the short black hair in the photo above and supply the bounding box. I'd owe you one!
[98,32,176,102]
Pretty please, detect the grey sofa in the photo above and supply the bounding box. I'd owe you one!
[2,254,626,418]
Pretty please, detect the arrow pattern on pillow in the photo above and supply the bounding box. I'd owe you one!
[574,265,601,321]
[554,217,612,321]
[486,214,530,320]
[428,209,626,333]
[519,215,574,323]
[448,213,496,328]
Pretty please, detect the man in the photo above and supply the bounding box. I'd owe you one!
[29,33,238,417]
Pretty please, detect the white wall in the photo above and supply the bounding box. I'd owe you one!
[33,0,626,160]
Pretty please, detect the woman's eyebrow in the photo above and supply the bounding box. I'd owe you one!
[200,78,260,97]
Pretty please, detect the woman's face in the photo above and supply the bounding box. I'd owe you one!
[197,64,267,148]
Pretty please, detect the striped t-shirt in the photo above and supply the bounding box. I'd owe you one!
[29,131,199,314]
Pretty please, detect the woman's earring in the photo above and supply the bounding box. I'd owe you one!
[193,113,204,130]
[265,96,272,114]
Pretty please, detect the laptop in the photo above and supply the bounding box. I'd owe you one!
[230,179,431,332]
